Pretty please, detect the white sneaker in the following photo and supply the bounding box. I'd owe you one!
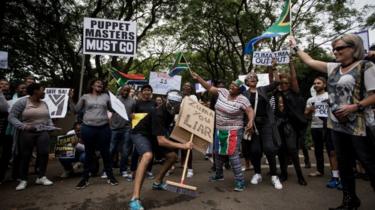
[16,180,27,191]
[121,171,130,178]
[101,172,107,179]
[271,176,283,190]
[35,176,53,186]
[186,169,194,178]
[250,173,262,185]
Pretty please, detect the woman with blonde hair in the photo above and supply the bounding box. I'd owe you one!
[290,34,375,210]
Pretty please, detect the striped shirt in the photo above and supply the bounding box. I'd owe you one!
[214,88,251,130]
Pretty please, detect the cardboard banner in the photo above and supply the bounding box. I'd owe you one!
[54,134,77,159]
[149,72,181,95]
[238,73,270,88]
[170,126,210,154]
[83,17,137,57]
[44,88,70,118]
[177,97,215,143]
[0,51,8,69]
[109,91,129,121]
[355,30,370,53]
[252,50,289,66]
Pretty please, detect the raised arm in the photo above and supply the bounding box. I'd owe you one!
[289,36,328,73]
[0,92,9,113]
[289,60,300,93]
[190,70,218,96]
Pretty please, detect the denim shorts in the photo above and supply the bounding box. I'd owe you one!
[131,133,152,155]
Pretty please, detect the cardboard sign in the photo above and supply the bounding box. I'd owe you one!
[355,30,370,53]
[55,134,77,159]
[252,50,289,66]
[149,72,181,95]
[83,17,137,57]
[109,91,129,121]
[170,125,210,154]
[0,51,8,69]
[44,88,70,118]
[177,97,215,143]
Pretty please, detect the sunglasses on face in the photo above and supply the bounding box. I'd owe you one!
[332,45,351,52]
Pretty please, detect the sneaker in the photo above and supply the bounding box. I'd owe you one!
[16,180,27,191]
[107,176,119,185]
[250,173,262,185]
[129,198,144,210]
[35,176,53,186]
[309,171,323,177]
[271,176,283,190]
[234,180,245,192]
[127,172,134,182]
[241,167,251,172]
[100,172,107,179]
[76,179,89,189]
[73,162,83,171]
[326,177,340,189]
[146,171,155,180]
[209,174,224,182]
[336,181,343,190]
[187,169,194,178]
[122,171,130,178]
[152,182,167,190]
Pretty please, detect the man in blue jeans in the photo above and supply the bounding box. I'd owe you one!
[108,85,135,178]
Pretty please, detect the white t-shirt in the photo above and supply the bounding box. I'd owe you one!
[306,92,329,128]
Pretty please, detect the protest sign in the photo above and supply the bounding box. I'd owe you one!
[195,80,211,93]
[355,30,370,53]
[149,72,181,95]
[314,101,329,118]
[83,17,137,57]
[238,73,269,88]
[44,88,70,118]
[170,125,210,154]
[109,91,129,121]
[177,97,214,143]
[252,50,289,66]
[55,134,77,159]
[0,51,8,69]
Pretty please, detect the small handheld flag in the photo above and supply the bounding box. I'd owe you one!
[168,52,190,77]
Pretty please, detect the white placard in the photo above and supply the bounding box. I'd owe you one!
[44,88,70,118]
[109,91,129,121]
[149,72,182,95]
[314,101,329,118]
[195,80,211,93]
[83,17,137,57]
[239,73,270,88]
[0,51,8,69]
[252,50,290,66]
[355,30,370,53]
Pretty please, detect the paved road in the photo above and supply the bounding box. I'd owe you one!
[0,153,374,210]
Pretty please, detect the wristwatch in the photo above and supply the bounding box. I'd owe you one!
[356,103,365,112]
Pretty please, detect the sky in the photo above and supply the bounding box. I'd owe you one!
[354,0,374,45]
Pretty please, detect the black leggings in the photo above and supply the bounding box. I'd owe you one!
[278,123,304,179]
[18,130,50,180]
[331,130,375,196]
[249,124,278,175]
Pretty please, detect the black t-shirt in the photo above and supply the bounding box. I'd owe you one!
[132,100,157,136]
[132,102,174,140]
[248,92,268,117]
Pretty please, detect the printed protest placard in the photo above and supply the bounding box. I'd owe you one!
[355,30,370,53]
[0,51,8,69]
[149,72,181,95]
[44,88,70,118]
[252,50,289,66]
[314,101,329,118]
[177,97,215,143]
[55,134,77,159]
[195,80,211,93]
[83,17,137,57]
[109,91,129,121]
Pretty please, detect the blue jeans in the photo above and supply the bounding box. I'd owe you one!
[59,152,85,171]
[110,127,132,172]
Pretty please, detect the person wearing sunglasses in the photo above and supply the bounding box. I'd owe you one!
[290,34,375,210]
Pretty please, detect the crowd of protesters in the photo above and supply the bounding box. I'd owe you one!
[1,34,375,210]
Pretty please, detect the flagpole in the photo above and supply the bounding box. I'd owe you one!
[78,54,85,97]
[289,0,292,35]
